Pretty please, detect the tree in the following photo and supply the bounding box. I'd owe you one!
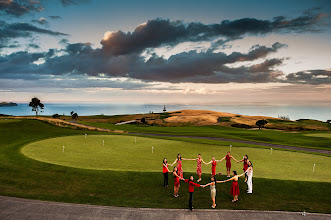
[256,120,268,129]
[71,111,78,120]
[141,117,146,123]
[29,97,44,116]
[52,114,60,119]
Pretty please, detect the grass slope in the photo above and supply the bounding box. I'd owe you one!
[0,119,330,213]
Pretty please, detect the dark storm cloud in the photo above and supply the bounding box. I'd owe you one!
[0,8,329,87]
[127,43,285,83]
[0,0,44,17]
[101,11,327,55]
[59,0,90,6]
[0,20,68,49]
[49,15,62,20]
[6,22,68,36]
[285,69,331,84]
[31,17,49,25]
[28,43,40,49]
[0,0,90,17]
[0,42,286,84]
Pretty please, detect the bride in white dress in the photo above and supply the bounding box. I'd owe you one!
[246,161,253,194]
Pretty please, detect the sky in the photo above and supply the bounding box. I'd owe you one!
[0,0,330,104]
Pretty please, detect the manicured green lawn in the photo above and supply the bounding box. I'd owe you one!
[78,121,331,151]
[0,119,330,213]
[22,135,331,182]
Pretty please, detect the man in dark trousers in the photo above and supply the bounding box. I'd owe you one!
[184,175,201,210]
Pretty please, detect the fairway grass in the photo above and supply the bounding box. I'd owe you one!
[22,135,331,182]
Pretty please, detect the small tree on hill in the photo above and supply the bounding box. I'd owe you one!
[29,97,44,116]
[256,119,268,129]
[71,111,78,120]
[141,117,146,123]
[52,113,60,119]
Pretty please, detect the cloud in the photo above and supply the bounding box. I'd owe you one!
[101,11,327,55]
[28,43,40,49]
[0,20,69,49]
[31,17,49,25]
[0,42,287,84]
[59,0,90,7]
[0,0,44,17]
[0,10,329,88]
[285,69,331,84]
[49,15,62,20]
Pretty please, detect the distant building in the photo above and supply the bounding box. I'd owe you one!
[163,105,166,112]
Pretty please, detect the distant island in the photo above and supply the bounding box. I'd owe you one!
[0,102,18,107]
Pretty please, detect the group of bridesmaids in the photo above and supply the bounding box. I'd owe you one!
[162,152,253,210]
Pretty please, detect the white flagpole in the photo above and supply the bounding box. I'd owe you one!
[230,145,232,152]
[63,146,65,153]
[103,140,104,147]
[152,146,154,154]
[313,164,315,173]
[271,148,273,155]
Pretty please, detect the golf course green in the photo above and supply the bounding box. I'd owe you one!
[1,119,331,213]
[22,135,331,182]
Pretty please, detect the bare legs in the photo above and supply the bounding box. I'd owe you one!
[211,198,216,208]
[197,175,201,182]
[226,167,231,177]
[232,195,238,202]
[174,186,180,197]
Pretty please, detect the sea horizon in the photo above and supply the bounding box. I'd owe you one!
[1,102,330,122]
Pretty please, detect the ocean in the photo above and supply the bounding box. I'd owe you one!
[0,103,330,122]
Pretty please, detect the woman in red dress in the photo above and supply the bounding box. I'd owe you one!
[162,158,172,187]
[220,151,239,177]
[205,156,222,176]
[172,166,183,197]
[185,154,206,182]
[218,170,245,202]
[171,154,190,179]
[238,155,249,182]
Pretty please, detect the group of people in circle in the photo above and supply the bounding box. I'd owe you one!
[162,152,253,210]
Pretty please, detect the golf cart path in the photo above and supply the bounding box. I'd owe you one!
[0,195,329,220]
[68,121,330,155]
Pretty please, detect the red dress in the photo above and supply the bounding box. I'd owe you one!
[177,160,183,178]
[243,160,248,172]
[230,179,240,195]
[196,159,202,176]
[211,160,217,176]
[174,173,180,187]
[163,164,168,173]
[226,155,231,168]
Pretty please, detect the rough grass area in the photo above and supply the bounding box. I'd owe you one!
[78,121,331,151]
[0,119,330,213]
[304,133,331,138]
